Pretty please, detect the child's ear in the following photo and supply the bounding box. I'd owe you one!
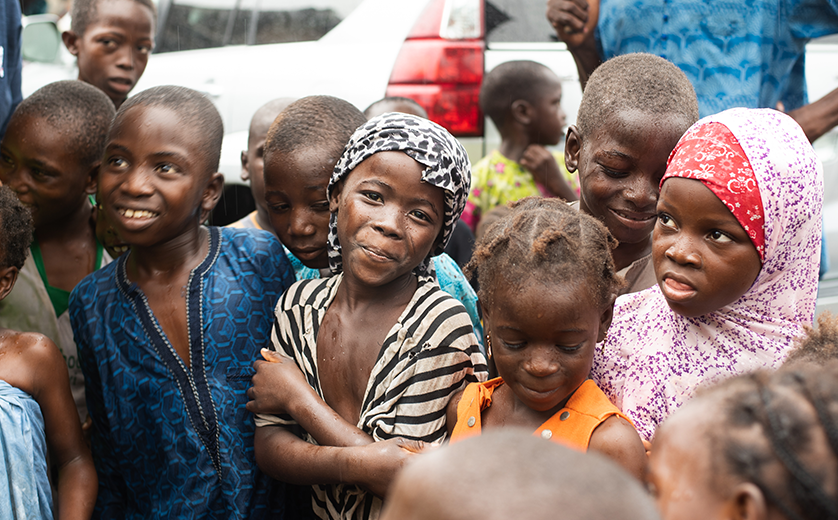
[85,163,99,196]
[200,172,225,215]
[240,151,250,182]
[511,99,533,126]
[0,266,19,301]
[62,31,80,56]
[565,125,582,173]
[596,297,615,343]
[328,182,342,213]
[728,482,769,520]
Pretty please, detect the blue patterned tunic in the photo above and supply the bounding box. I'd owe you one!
[596,0,838,117]
[70,227,295,519]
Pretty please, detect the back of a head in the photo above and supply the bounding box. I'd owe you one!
[363,97,428,119]
[0,186,34,272]
[12,80,115,170]
[264,95,366,166]
[480,60,555,129]
[382,430,660,520]
[467,197,623,310]
[71,0,157,35]
[118,85,224,172]
[785,312,838,366]
[577,53,699,138]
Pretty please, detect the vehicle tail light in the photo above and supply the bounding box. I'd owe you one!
[385,0,484,137]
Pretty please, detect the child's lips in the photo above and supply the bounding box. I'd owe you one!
[114,207,159,232]
[361,245,394,262]
[108,77,134,94]
[661,275,698,302]
[609,207,656,230]
[290,246,325,261]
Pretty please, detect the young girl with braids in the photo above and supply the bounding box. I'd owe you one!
[446,197,647,481]
[648,361,838,520]
[593,108,823,442]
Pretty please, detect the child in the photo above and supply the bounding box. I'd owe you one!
[565,53,699,293]
[229,97,295,232]
[70,86,296,518]
[363,96,428,119]
[785,312,838,366]
[648,362,838,520]
[61,0,156,108]
[446,197,646,480]
[0,186,97,519]
[382,431,661,520]
[256,95,483,341]
[0,80,116,424]
[593,108,823,441]
[251,113,488,520]
[463,60,578,232]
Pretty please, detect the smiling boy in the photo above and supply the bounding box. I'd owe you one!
[62,0,156,108]
[70,86,295,518]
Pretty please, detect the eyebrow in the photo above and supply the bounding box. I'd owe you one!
[600,149,635,161]
[358,179,440,215]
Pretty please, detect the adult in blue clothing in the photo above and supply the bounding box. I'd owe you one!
[0,0,22,140]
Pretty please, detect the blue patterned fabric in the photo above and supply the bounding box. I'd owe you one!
[596,0,838,117]
[0,381,53,519]
[70,227,295,519]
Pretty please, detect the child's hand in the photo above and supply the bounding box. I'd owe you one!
[547,0,598,49]
[350,437,425,498]
[246,349,312,417]
[521,145,577,201]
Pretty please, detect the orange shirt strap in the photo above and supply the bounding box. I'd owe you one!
[450,377,504,443]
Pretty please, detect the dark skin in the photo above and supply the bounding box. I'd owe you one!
[252,152,444,498]
[0,265,97,519]
[99,105,224,366]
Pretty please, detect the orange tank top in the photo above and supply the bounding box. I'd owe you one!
[450,377,632,451]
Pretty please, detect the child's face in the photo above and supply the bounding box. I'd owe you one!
[99,104,222,249]
[528,73,566,146]
[647,402,728,520]
[567,111,687,247]
[330,151,444,286]
[64,0,155,106]
[0,114,95,229]
[264,147,333,269]
[486,277,610,413]
[653,178,761,317]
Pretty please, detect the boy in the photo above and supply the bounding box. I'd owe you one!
[463,60,578,232]
[564,53,699,293]
[254,95,482,340]
[250,113,488,520]
[380,431,661,520]
[70,86,296,518]
[0,80,116,423]
[229,97,295,232]
[0,185,97,519]
[62,0,156,108]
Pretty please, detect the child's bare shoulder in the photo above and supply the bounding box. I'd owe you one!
[0,328,65,397]
[589,415,647,479]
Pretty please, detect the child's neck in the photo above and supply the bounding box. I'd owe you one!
[612,237,653,272]
[127,225,208,284]
[337,270,418,312]
[36,199,93,244]
[254,206,272,233]
[498,133,533,163]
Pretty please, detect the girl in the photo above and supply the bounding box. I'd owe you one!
[446,197,647,481]
[593,108,823,441]
[647,362,838,520]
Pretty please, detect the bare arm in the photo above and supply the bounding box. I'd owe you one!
[788,87,838,143]
[445,389,465,437]
[588,415,647,482]
[546,0,602,88]
[29,336,97,520]
[247,349,373,447]
[254,426,421,498]
[520,145,579,201]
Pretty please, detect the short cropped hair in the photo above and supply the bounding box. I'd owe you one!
[363,97,428,119]
[480,60,555,129]
[12,80,115,170]
[0,186,34,270]
[249,98,295,143]
[577,53,699,138]
[71,0,156,36]
[118,86,224,172]
[264,95,366,164]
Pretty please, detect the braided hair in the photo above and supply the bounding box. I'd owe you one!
[466,197,624,310]
[704,363,838,520]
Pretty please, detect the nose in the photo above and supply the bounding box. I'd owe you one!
[119,167,154,198]
[524,345,560,378]
[288,208,315,237]
[115,44,135,70]
[623,173,658,211]
[372,205,403,239]
[665,233,702,267]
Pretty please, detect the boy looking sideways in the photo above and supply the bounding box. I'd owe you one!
[70,86,295,518]
[564,53,699,293]
[463,60,578,232]
[249,113,487,520]
[0,80,115,424]
[62,0,156,108]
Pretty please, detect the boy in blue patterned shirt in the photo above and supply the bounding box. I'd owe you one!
[70,86,295,519]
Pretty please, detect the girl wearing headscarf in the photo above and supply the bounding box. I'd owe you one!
[252,113,488,520]
[592,108,823,441]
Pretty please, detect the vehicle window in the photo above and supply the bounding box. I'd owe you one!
[485,0,558,44]
[156,0,363,53]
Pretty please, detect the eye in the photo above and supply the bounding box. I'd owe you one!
[600,166,628,179]
[0,151,13,166]
[557,343,584,353]
[364,192,383,203]
[138,43,152,54]
[156,163,181,175]
[409,209,431,222]
[501,340,526,350]
[709,230,733,243]
[107,156,128,169]
[312,200,330,211]
[99,38,117,50]
[268,203,290,213]
[657,213,677,230]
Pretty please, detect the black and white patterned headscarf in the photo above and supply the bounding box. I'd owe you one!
[326,112,471,277]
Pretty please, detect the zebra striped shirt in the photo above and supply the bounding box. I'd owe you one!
[256,274,488,519]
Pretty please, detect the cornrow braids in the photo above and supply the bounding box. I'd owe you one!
[465,197,624,310]
[707,363,838,520]
[786,312,838,366]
